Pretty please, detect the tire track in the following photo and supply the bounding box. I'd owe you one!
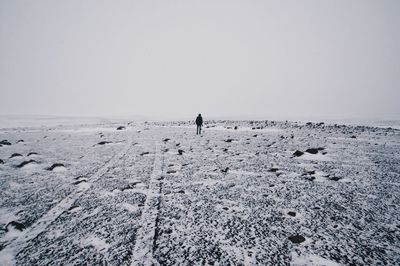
[131,141,164,266]
[0,135,133,265]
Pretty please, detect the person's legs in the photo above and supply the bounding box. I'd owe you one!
[199,125,201,134]
[196,125,199,135]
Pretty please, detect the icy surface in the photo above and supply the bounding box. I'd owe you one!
[0,119,399,265]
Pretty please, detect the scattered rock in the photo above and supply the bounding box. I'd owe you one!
[46,163,65,171]
[167,170,177,174]
[16,160,36,168]
[6,221,26,232]
[27,152,39,156]
[16,139,24,143]
[163,138,170,142]
[221,167,229,173]
[350,135,357,139]
[330,176,341,181]
[140,152,150,156]
[268,168,279,172]
[305,148,319,154]
[288,235,306,244]
[293,150,304,157]
[178,149,184,155]
[234,126,238,130]
[222,207,229,210]
[0,140,11,146]
[10,153,23,158]
[0,159,4,164]
[225,139,233,143]
[116,126,126,130]
[287,211,296,217]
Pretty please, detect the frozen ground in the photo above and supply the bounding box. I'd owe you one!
[0,119,399,265]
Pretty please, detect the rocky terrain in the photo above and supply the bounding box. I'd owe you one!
[0,119,399,265]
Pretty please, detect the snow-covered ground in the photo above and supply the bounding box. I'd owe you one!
[0,118,399,265]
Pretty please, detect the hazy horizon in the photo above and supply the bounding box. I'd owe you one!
[1,0,399,120]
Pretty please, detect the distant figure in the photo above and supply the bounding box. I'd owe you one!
[195,114,203,135]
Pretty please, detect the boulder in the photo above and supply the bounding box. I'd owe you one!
[10,153,23,158]
[288,235,305,244]
[6,221,26,232]
[0,140,11,146]
[305,148,319,154]
[293,150,304,157]
[16,160,36,168]
[46,163,65,171]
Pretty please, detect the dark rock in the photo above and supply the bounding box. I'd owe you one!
[167,170,176,174]
[317,147,325,151]
[0,159,4,164]
[225,139,233,143]
[16,160,36,168]
[16,139,24,143]
[0,140,11,146]
[163,138,170,142]
[140,152,150,156]
[288,235,306,244]
[293,150,304,157]
[222,207,229,210]
[305,148,319,154]
[178,149,184,155]
[221,167,229,173]
[268,168,279,172]
[6,221,26,232]
[46,163,65,171]
[350,135,357,138]
[116,126,126,130]
[10,153,23,158]
[234,126,238,130]
[288,211,296,217]
[330,176,341,181]
[27,152,39,156]
[253,134,258,137]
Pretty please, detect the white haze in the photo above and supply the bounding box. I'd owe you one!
[0,0,399,121]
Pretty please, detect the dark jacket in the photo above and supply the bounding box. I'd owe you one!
[196,116,203,126]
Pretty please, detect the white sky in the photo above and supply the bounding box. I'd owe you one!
[0,0,399,120]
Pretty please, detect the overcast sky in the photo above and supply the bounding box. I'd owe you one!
[0,0,399,120]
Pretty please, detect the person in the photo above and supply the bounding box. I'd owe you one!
[195,114,203,135]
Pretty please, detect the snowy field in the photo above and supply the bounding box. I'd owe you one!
[0,118,399,265]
